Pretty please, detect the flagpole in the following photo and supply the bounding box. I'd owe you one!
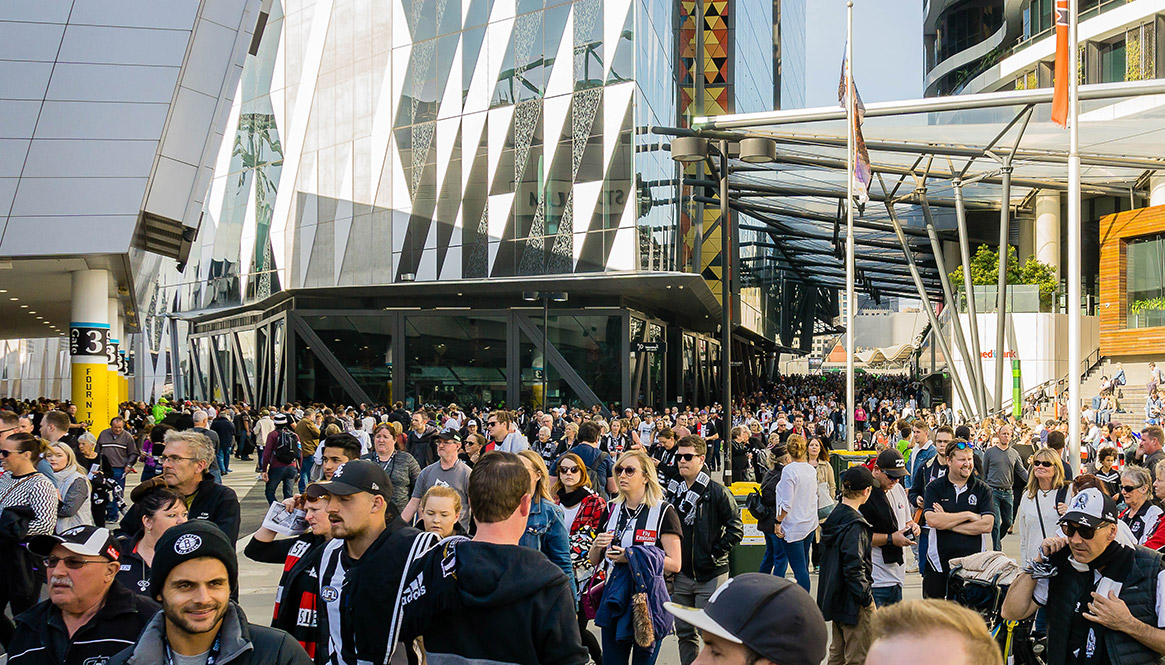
[846,1,856,451]
[1067,0,1082,476]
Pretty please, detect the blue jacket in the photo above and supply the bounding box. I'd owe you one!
[594,545,673,645]
[907,444,937,485]
[520,498,577,598]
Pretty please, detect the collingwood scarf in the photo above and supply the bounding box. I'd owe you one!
[667,470,710,526]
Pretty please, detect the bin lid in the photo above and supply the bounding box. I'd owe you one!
[728,482,761,496]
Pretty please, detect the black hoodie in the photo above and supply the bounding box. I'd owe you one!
[401,538,587,665]
[816,502,874,626]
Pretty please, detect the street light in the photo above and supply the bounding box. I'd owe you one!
[523,290,568,410]
[668,134,775,421]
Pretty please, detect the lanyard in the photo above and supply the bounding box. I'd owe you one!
[164,632,221,665]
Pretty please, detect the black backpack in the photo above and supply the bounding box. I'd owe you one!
[745,488,772,522]
[273,429,301,464]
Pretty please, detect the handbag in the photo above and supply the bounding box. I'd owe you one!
[817,481,836,520]
[580,564,607,620]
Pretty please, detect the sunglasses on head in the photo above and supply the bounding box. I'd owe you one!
[1061,522,1099,539]
[1032,460,1055,468]
[951,441,971,450]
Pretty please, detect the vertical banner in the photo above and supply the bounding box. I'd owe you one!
[71,323,109,430]
[108,338,121,423]
[1012,357,1023,419]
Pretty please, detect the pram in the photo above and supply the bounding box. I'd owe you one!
[948,551,1046,665]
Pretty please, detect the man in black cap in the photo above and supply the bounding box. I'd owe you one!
[1003,487,1165,664]
[109,520,310,665]
[306,460,431,665]
[8,526,159,665]
[664,572,828,665]
[862,449,920,607]
[817,465,876,665]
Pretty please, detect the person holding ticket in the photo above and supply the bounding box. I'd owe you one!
[243,485,333,659]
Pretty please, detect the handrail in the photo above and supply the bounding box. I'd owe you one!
[986,347,1103,419]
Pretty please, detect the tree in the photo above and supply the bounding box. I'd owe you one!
[949,245,1058,308]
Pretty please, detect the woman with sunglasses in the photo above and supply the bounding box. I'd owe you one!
[1016,449,1070,568]
[553,451,607,664]
[589,450,681,665]
[1119,465,1163,545]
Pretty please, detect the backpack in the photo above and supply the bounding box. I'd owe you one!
[745,487,772,522]
[273,429,301,464]
[579,447,612,501]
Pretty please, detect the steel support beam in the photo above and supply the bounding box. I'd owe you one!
[513,312,608,414]
[877,174,975,418]
[289,314,374,406]
[918,190,983,418]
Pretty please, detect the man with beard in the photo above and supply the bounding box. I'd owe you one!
[309,461,432,665]
[7,526,158,665]
[109,521,310,665]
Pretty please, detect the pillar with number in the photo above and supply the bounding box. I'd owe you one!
[71,270,110,430]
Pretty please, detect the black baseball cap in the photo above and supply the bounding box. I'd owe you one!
[305,460,393,502]
[1059,487,1118,528]
[29,525,121,561]
[436,431,462,444]
[842,465,875,492]
[875,448,908,478]
[665,574,826,665]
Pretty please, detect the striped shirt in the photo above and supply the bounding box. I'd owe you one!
[0,471,59,535]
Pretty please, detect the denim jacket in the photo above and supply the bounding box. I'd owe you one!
[519,498,577,598]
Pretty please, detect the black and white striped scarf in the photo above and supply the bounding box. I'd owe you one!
[666,470,710,526]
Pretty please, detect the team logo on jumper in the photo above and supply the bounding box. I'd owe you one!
[174,534,202,554]
[321,585,340,602]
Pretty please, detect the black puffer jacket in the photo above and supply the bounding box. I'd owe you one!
[686,480,745,582]
[816,502,873,626]
[108,602,310,665]
[9,580,159,665]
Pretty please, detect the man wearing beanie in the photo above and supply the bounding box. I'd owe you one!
[109,521,310,665]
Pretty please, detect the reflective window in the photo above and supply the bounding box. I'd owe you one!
[303,316,395,404]
[405,316,508,408]
[1127,234,1165,329]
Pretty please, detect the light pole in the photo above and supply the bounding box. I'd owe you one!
[523,290,568,410]
[670,135,775,417]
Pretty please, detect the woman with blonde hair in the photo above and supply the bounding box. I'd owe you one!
[517,449,575,594]
[589,449,681,664]
[419,485,462,538]
[44,441,92,532]
[1016,448,1070,566]
[773,434,818,592]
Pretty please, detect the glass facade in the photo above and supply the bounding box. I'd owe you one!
[1128,234,1165,329]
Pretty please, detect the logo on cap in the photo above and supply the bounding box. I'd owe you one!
[174,534,202,554]
[1074,493,1089,511]
[333,464,346,478]
[63,526,86,537]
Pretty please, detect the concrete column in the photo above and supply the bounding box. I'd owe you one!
[1151,175,1165,206]
[71,270,110,430]
[1035,190,1061,280]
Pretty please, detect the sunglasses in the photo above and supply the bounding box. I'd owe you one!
[1121,484,1144,494]
[1061,522,1098,540]
[0,450,13,458]
[614,466,639,477]
[558,465,580,474]
[487,421,499,427]
[676,453,702,462]
[1032,460,1055,468]
[950,442,972,451]
[43,556,110,570]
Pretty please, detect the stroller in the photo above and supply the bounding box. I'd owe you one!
[948,551,1046,665]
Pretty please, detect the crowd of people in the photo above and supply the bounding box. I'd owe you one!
[1,365,1164,665]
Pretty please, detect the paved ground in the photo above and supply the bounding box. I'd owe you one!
[3,464,1023,665]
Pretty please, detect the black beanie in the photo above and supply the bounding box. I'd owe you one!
[150,520,238,599]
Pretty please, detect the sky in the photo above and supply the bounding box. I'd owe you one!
[802,0,924,108]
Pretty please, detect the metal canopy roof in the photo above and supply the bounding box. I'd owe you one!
[656,80,1165,304]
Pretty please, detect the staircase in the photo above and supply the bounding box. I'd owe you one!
[1085,358,1157,417]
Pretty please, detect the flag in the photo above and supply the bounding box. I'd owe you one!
[838,48,871,204]
[1051,0,1070,127]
